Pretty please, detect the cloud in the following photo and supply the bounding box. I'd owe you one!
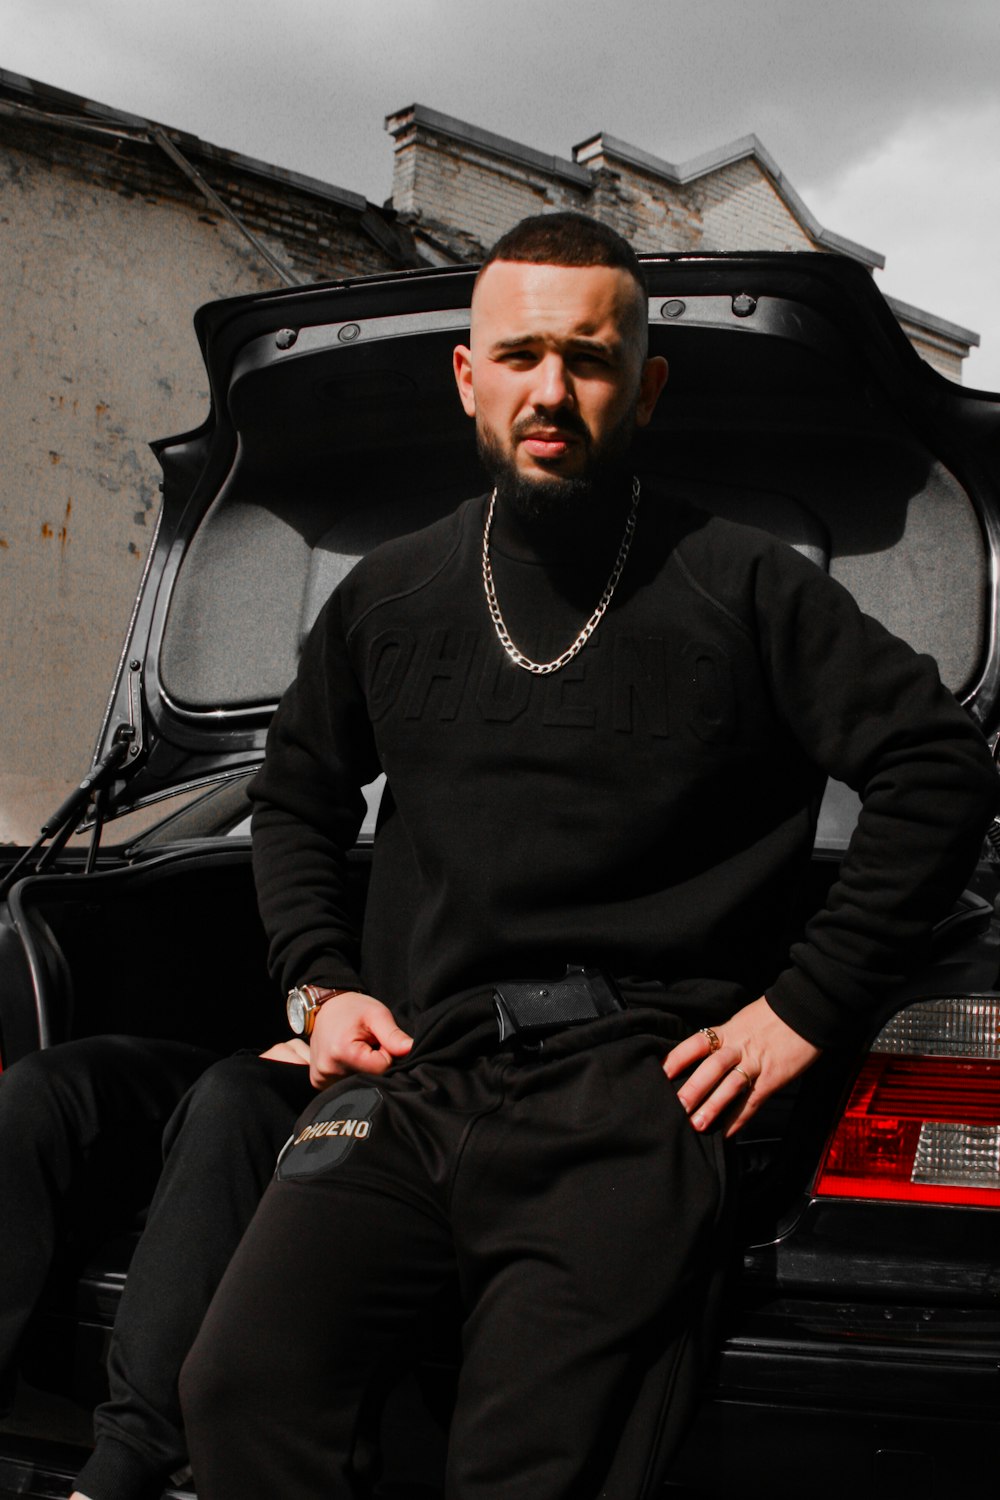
[8,1,1000,196]
[805,100,1000,389]
[4,0,998,385]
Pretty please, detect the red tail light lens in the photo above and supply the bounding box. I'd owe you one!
[814,997,1000,1207]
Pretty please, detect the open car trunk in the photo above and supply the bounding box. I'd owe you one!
[2,252,1000,1497]
[60,251,997,824]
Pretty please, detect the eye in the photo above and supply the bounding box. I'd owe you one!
[496,348,538,368]
[570,349,613,371]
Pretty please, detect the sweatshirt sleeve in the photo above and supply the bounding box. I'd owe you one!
[248,587,381,998]
[750,542,998,1048]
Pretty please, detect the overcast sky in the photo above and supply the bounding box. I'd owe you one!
[3,0,999,387]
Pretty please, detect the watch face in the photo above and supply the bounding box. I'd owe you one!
[287,988,309,1035]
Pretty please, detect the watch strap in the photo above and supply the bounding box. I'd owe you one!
[287,984,348,1037]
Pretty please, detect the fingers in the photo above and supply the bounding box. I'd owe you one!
[367,1010,414,1060]
[309,1044,383,1091]
[669,1044,758,1135]
[309,1056,346,1090]
[662,1025,723,1080]
[338,1035,399,1074]
[259,1039,311,1065]
[662,997,820,1138]
[307,992,414,1090]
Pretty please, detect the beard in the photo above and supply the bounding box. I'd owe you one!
[476,403,637,528]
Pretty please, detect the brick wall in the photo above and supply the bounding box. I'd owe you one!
[386,107,974,383]
[389,110,825,261]
[387,105,592,258]
[893,314,966,382]
[696,157,815,252]
[580,162,702,253]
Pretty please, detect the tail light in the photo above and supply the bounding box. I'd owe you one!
[814,996,1000,1207]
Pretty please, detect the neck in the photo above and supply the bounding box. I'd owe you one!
[490,471,635,565]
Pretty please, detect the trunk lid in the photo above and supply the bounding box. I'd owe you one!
[92,252,1000,820]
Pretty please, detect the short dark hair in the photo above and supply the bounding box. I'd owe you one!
[479,212,646,292]
[476,212,648,354]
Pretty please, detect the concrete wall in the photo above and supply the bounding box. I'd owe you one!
[0,99,403,844]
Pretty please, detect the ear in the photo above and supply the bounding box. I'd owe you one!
[453,344,476,418]
[635,355,669,428]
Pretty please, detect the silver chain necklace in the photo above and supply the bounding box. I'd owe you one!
[481,474,641,676]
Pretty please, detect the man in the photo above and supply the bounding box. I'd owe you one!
[178,212,997,1498]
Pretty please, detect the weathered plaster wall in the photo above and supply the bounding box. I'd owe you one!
[0,144,264,840]
[0,114,398,843]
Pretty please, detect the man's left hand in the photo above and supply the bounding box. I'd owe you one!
[663,996,821,1137]
[259,1039,312,1066]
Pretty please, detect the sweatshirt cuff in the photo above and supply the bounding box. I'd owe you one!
[300,968,364,994]
[765,962,873,1051]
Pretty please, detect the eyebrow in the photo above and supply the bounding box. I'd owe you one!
[488,333,623,359]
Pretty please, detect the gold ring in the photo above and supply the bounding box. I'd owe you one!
[700,1026,721,1053]
[733,1065,755,1092]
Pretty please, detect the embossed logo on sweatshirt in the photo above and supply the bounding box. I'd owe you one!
[365,627,736,742]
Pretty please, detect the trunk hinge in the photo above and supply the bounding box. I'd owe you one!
[122,657,145,763]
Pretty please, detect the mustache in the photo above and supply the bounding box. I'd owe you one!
[511,411,590,445]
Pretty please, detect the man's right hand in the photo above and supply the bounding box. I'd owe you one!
[307,991,413,1089]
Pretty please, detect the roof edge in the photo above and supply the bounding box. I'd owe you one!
[385,102,592,189]
[884,293,980,348]
[0,67,370,215]
[574,129,885,271]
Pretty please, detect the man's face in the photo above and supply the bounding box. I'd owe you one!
[453,260,668,516]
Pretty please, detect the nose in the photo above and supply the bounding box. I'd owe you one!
[531,353,573,414]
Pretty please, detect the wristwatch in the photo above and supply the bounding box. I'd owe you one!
[286,984,345,1038]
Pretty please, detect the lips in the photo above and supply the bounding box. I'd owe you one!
[511,411,589,466]
[522,434,572,459]
[517,422,584,461]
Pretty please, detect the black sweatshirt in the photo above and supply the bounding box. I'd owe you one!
[249,491,997,1048]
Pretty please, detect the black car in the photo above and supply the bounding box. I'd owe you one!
[1,252,999,1498]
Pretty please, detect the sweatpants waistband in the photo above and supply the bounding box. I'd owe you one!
[397,979,690,1071]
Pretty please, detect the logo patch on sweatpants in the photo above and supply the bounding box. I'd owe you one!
[276,1085,383,1180]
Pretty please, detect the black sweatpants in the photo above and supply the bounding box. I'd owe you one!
[77,1050,316,1500]
[0,1035,216,1400]
[0,1036,315,1500]
[181,997,728,1500]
